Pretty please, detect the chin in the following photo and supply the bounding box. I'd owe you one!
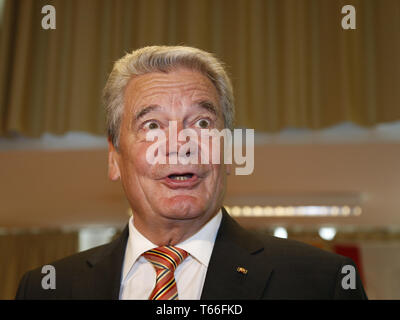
[158,195,209,220]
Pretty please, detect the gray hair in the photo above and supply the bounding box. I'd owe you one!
[103,45,235,150]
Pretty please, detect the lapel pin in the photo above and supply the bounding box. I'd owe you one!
[236,267,248,275]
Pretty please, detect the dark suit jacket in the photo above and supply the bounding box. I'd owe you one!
[15,208,367,299]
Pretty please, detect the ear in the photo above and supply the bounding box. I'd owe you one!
[108,139,121,181]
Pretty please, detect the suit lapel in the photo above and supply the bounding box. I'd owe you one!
[72,225,129,299]
[201,208,273,299]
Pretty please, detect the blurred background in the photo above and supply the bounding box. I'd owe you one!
[0,0,399,299]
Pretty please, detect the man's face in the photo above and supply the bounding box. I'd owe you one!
[109,68,229,229]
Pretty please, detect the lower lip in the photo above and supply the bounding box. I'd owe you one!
[162,175,200,189]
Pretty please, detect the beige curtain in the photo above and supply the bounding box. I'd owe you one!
[0,230,78,299]
[0,0,399,136]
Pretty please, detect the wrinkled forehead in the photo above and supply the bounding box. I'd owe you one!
[123,69,221,115]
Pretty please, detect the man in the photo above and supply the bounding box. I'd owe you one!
[16,46,367,299]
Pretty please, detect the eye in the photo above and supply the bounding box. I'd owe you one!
[143,121,160,130]
[195,118,211,129]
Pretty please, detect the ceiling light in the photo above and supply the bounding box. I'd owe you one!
[318,227,337,241]
[225,205,362,217]
[274,227,288,239]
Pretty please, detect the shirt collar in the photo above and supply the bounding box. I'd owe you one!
[176,210,222,267]
[122,210,222,280]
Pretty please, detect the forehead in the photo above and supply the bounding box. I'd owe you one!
[124,68,220,111]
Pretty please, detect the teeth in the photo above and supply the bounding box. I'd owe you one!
[168,173,194,181]
[172,176,189,181]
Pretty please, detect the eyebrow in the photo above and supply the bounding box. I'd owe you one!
[134,105,161,121]
[133,100,218,122]
[197,100,218,116]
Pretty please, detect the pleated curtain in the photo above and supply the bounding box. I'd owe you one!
[0,0,399,137]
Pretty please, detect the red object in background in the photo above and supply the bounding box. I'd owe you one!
[333,244,365,287]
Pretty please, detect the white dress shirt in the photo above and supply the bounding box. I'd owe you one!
[119,210,222,300]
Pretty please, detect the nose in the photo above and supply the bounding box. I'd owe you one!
[163,121,199,163]
[164,120,182,156]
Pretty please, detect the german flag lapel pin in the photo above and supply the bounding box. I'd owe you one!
[236,266,248,275]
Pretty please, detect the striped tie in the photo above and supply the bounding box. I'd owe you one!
[143,246,188,300]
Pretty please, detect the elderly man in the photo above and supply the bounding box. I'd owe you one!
[16,46,366,300]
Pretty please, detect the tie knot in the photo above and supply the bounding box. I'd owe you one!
[143,246,188,271]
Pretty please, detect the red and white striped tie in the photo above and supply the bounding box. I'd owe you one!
[142,246,188,300]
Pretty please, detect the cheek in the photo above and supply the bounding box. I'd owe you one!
[198,134,229,165]
[120,143,152,178]
[206,165,226,191]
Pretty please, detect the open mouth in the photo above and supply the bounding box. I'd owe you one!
[168,173,195,181]
[161,170,203,189]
